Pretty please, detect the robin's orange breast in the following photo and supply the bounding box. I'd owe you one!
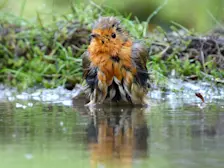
[89,45,136,86]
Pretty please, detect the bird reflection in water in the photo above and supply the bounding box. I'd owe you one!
[85,106,149,168]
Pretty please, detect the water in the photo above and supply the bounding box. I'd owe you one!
[0,82,224,168]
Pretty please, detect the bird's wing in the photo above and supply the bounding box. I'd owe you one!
[82,51,91,78]
[82,51,97,90]
[131,42,149,87]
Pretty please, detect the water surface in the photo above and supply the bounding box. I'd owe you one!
[0,82,224,168]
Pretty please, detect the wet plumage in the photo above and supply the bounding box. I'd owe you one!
[82,17,149,105]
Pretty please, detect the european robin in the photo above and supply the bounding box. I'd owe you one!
[82,17,149,105]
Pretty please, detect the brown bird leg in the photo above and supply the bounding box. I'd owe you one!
[85,90,97,106]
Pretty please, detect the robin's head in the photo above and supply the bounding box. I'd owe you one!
[88,17,131,56]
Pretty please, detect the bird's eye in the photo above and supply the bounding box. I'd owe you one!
[111,33,116,38]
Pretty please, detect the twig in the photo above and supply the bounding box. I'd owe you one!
[171,21,190,34]
[19,0,27,17]
[200,41,207,73]
[144,0,168,37]
[207,10,224,30]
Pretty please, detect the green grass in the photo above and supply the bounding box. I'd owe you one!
[0,3,223,91]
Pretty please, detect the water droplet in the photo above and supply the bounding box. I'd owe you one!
[197,103,206,109]
[28,103,33,107]
[62,100,72,106]
[171,69,175,77]
[8,97,15,101]
[24,153,33,160]
[16,103,23,108]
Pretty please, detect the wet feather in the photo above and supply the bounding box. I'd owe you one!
[82,17,149,105]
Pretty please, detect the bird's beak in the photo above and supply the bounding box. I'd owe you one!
[90,33,100,39]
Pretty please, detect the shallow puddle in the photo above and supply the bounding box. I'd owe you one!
[0,81,224,168]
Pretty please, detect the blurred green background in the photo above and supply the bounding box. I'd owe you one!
[1,0,224,32]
